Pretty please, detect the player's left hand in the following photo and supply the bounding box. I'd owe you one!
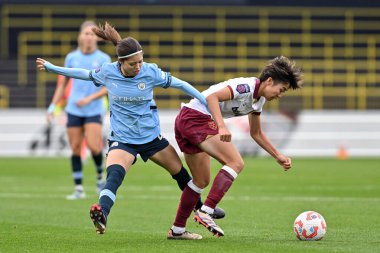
[276,154,292,171]
[76,97,91,107]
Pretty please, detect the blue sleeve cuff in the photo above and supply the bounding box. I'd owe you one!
[89,71,102,87]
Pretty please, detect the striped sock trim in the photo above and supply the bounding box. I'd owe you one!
[187,180,204,194]
[99,189,116,202]
[72,171,83,180]
[222,165,238,179]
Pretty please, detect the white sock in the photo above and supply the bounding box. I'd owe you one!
[75,185,84,192]
[171,225,186,234]
[200,205,214,215]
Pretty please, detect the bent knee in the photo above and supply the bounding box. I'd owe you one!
[86,140,103,154]
[89,147,103,155]
[71,145,81,155]
[192,178,210,189]
[226,159,245,174]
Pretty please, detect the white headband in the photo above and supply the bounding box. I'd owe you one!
[118,50,143,59]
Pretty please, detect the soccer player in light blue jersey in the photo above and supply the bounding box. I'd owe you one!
[36,22,223,239]
[46,21,111,200]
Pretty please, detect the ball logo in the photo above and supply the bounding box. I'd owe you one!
[137,82,146,90]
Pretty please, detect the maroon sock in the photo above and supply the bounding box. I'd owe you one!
[173,185,200,228]
[204,169,235,209]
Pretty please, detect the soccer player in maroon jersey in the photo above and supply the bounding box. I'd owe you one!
[168,56,303,238]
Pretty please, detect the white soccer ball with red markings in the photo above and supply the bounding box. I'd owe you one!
[293,211,327,241]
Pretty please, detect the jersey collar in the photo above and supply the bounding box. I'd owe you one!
[117,62,145,79]
[253,78,261,99]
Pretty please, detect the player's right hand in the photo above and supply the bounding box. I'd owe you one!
[46,104,56,123]
[46,113,54,123]
[36,58,48,71]
[276,154,292,171]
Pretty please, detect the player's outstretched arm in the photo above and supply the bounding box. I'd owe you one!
[170,76,207,106]
[248,113,292,170]
[36,58,91,81]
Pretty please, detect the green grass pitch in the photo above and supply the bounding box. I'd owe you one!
[0,157,379,253]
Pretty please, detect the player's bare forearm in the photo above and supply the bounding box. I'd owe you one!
[206,94,225,128]
[76,87,107,107]
[252,133,292,170]
[251,131,279,158]
[206,94,231,142]
[51,76,69,105]
[248,113,291,169]
[88,87,107,101]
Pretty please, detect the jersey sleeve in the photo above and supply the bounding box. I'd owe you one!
[64,53,73,68]
[251,97,266,115]
[104,54,112,63]
[89,63,107,87]
[151,64,172,88]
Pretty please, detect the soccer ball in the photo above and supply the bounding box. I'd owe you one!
[293,211,327,241]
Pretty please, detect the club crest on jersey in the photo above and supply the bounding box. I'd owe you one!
[208,121,218,130]
[137,82,146,90]
[236,84,250,94]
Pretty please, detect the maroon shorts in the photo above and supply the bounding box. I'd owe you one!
[175,106,219,154]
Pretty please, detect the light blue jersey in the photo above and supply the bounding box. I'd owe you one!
[89,62,171,144]
[44,59,207,144]
[65,49,111,117]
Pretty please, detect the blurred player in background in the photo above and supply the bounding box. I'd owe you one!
[37,22,224,240]
[52,76,97,160]
[169,56,303,238]
[46,21,111,200]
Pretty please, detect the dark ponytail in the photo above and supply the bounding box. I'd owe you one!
[93,22,142,59]
[92,22,122,46]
